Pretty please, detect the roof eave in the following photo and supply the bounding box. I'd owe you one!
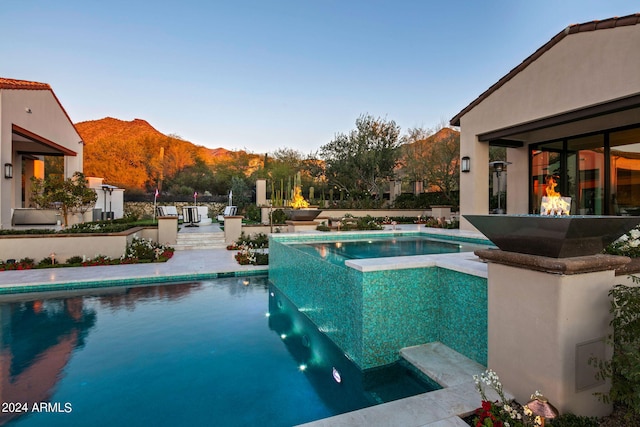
[449,13,640,127]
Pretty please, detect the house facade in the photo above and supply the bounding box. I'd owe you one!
[451,14,640,230]
[0,78,83,228]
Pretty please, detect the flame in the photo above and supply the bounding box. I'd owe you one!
[541,176,570,215]
[290,186,309,209]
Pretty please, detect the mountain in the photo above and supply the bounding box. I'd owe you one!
[75,117,239,191]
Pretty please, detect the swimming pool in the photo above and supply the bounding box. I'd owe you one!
[0,277,437,427]
[291,235,490,266]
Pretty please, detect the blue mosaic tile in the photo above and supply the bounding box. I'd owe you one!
[270,236,489,369]
[0,271,267,295]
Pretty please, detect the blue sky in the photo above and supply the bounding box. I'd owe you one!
[4,1,638,153]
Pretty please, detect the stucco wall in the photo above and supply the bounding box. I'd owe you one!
[0,88,83,229]
[0,227,157,263]
[458,25,640,230]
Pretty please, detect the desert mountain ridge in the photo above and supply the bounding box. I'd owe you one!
[75,117,258,191]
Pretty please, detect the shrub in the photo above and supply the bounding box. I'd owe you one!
[82,255,113,266]
[316,222,330,232]
[235,232,268,249]
[245,204,261,222]
[592,281,640,422]
[254,253,269,265]
[356,215,383,230]
[38,257,58,267]
[66,256,84,265]
[270,209,288,224]
[550,413,599,427]
[604,226,640,257]
[124,237,175,261]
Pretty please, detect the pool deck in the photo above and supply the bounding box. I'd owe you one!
[0,223,493,426]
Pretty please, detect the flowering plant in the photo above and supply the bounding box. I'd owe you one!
[605,226,640,257]
[472,369,543,427]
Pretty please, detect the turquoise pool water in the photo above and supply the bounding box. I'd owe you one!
[0,277,437,427]
[292,235,489,265]
[270,232,489,369]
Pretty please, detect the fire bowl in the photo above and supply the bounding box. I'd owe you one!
[464,214,640,258]
[283,208,322,221]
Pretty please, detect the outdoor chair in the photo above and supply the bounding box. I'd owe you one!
[183,206,201,227]
[217,206,237,222]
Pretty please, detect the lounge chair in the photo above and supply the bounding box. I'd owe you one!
[183,206,201,227]
[217,206,237,222]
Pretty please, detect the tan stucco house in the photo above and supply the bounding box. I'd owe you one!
[0,77,83,228]
[451,13,640,231]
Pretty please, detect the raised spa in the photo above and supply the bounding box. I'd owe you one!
[269,231,492,370]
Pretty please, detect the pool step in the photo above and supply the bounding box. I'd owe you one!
[174,232,227,250]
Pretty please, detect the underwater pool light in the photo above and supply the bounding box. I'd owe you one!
[265,312,271,317]
[299,364,307,371]
[332,367,342,383]
[280,334,287,339]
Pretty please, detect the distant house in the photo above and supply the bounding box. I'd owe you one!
[0,77,83,228]
[451,14,640,230]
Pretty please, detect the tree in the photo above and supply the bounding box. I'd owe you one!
[30,172,98,227]
[423,127,460,205]
[400,126,460,205]
[230,176,251,209]
[320,114,401,199]
[164,157,215,196]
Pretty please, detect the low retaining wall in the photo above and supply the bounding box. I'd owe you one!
[0,227,157,263]
[260,208,456,225]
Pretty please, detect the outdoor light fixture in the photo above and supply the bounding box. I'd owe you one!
[461,156,471,173]
[4,163,13,179]
[489,161,511,214]
[524,394,558,426]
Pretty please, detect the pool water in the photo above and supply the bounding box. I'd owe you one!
[0,277,437,427]
[293,235,488,265]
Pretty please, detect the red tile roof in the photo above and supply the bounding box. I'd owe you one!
[0,77,52,90]
[450,13,640,127]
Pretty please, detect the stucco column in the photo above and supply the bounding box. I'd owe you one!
[224,216,243,244]
[157,216,178,245]
[476,249,629,417]
[459,131,489,231]
[506,147,529,214]
[256,179,267,206]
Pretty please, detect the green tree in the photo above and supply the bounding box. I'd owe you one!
[230,176,251,209]
[423,127,460,205]
[320,114,401,199]
[30,172,98,227]
[164,158,215,195]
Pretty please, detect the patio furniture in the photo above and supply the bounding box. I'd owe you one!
[183,206,201,227]
[217,206,237,222]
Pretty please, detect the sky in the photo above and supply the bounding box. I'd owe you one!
[3,1,638,154]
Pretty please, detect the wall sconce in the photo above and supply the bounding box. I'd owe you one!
[461,156,471,173]
[4,163,13,179]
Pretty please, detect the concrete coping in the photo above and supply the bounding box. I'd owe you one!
[475,249,630,275]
